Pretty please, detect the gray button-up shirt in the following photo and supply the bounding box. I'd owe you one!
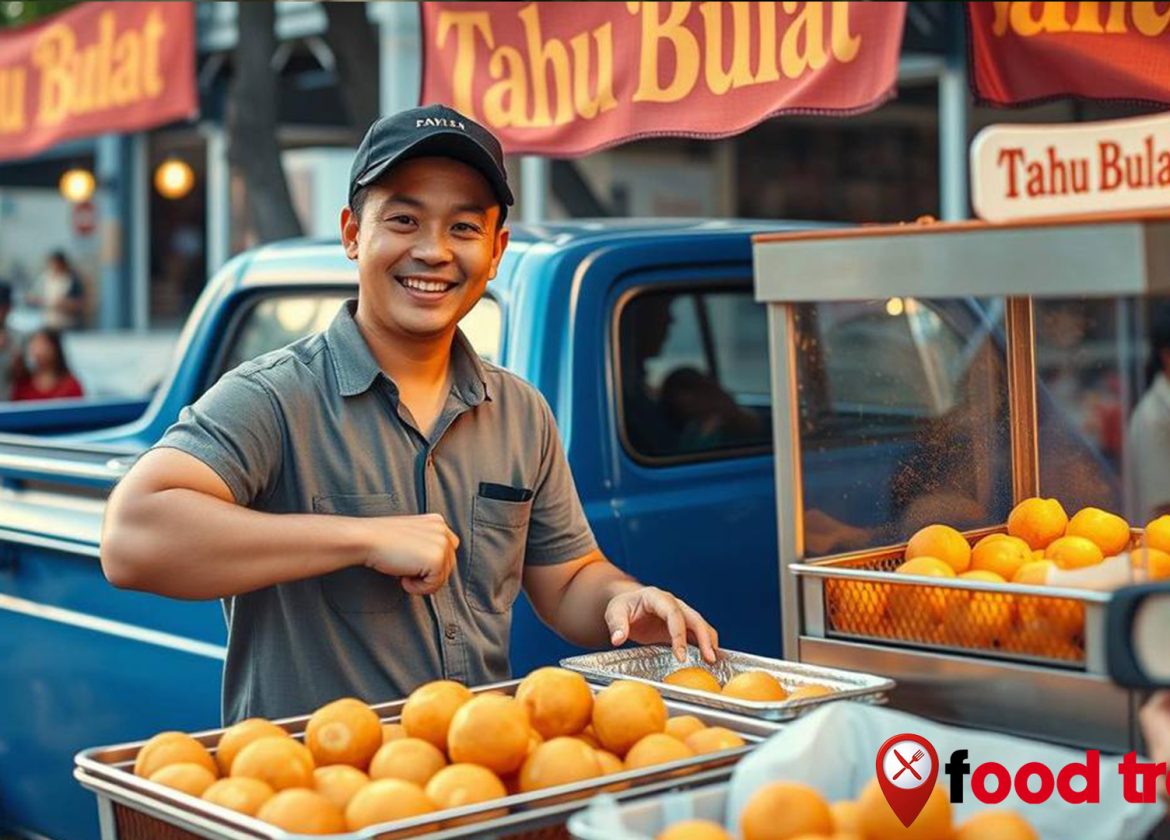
[155,300,597,723]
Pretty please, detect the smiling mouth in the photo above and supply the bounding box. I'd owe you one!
[396,276,458,296]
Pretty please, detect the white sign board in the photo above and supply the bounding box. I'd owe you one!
[971,112,1170,223]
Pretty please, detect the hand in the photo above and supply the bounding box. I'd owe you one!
[360,513,458,596]
[604,586,719,664]
[1140,691,1170,768]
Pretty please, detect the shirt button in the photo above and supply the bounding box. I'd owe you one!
[444,623,457,640]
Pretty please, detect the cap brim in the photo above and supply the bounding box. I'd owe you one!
[354,130,514,208]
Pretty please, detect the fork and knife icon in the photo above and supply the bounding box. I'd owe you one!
[892,748,926,781]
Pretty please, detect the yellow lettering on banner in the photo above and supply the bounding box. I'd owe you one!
[569,23,617,119]
[110,24,142,105]
[1010,1,1071,35]
[780,2,827,79]
[628,2,699,103]
[831,2,861,62]
[72,31,99,113]
[1103,1,1129,32]
[754,2,779,83]
[698,1,753,95]
[517,3,572,127]
[142,9,165,98]
[1070,1,1102,32]
[1132,2,1170,36]
[436,10,494,118]
[0,66,27,133]
[33,23,73,126]
[991,1,1011,35]
[484,46,528,128]
[93,11,115,109]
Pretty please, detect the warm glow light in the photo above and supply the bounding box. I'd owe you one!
[59,168,95,203]
[154,158,195,199]
[886,297,904,317]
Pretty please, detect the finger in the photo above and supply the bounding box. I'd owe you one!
[681,604,718,663]
[604,597,631,647]
[446,527,460,552]
[648,591,688,661]
[401,576,434,596]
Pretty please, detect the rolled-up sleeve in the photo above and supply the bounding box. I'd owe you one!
[153,370,284,506]
[524,394,598,566]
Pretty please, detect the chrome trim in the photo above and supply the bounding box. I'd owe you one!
[0,450,130,482]
[0,527,100,557]
[0,593,227,660]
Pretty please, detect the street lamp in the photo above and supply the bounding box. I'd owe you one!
[58,168,95,203]
[154,158,195,200]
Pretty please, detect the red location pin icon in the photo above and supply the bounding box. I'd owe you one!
[876,733,939,828]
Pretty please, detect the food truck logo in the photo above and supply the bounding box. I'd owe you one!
[876,734,939,827]
[880,736,1170,824]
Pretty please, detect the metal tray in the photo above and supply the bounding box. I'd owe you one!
[559,646,895,721]
[790,531,1119,671]
[74,680,782,840]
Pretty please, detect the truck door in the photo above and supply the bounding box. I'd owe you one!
[607,271,782,655]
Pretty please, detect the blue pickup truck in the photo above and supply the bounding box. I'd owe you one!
[0,219,1118,839]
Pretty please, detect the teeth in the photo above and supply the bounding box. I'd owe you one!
[401,277,451,293]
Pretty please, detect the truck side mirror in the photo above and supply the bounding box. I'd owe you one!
[1106,582,1170,688]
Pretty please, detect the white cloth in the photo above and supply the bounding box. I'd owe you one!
[1126,374,1170,523]
[725,703,1163,840]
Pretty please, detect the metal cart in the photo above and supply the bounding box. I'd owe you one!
[753,214,1170,752]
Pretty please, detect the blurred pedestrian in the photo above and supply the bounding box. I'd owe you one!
[13,328,83,401]
[1126,305,1170,521]
[0,283,20,400]
[29,250,86,330]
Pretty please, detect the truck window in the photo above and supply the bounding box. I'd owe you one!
[217,293,502,380]
[617,287,771,462]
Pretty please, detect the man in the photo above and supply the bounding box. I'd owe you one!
[31,250,86,330]
[0,283,19,399]
[101,104,718,723]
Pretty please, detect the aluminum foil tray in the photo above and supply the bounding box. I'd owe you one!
[560,646,894,721]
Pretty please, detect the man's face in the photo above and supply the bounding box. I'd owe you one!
[341,156,508,342]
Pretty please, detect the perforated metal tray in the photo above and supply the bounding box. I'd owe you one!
[560,646,894,721]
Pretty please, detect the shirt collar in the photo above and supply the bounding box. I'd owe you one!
[326,299,491,403]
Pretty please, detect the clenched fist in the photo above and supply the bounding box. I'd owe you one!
[359,513,459,595]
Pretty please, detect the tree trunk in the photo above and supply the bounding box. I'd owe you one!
[320,1,381,136]
[227,0,303,243]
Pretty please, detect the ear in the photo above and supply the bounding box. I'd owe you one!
[341,206,360,260]
[487,225,509,281]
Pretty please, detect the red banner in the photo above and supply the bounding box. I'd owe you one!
[420,2,906,157]
[969,2,1170,107]
[0,2,197,161]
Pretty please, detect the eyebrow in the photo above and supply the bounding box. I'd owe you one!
[377,194,490,217]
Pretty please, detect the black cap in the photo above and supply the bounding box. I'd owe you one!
[349,104,514,212]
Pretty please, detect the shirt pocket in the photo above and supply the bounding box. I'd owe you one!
[466,492,532,614]
[313,493,408,615]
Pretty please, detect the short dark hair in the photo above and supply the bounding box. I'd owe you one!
[348,184,508,229]
[0,283,12,308]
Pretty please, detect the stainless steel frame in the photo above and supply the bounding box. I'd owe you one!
[755,214,1170,753]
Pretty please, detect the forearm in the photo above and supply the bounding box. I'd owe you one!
[102,487,365,600]
[544,558,641,647]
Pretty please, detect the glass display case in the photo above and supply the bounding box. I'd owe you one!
[754,215,1170,752]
